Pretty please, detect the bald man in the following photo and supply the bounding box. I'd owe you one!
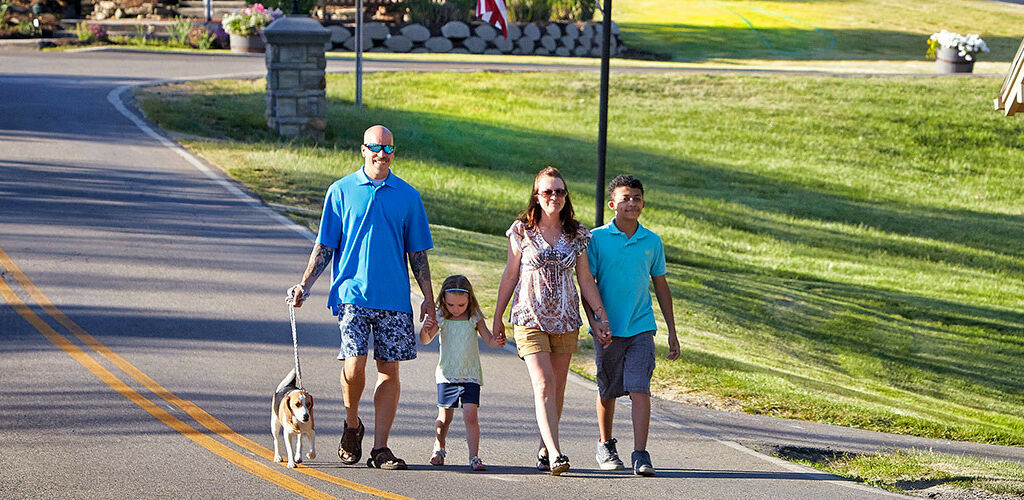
[289,125,435,470]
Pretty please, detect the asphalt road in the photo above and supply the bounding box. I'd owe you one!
[1,48,1017,499]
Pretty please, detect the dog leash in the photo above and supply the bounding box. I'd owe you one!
[287,301,304,390]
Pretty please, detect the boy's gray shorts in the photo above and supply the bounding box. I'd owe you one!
[593,331,656,400]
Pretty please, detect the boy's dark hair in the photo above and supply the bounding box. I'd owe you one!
[608,174,644,199]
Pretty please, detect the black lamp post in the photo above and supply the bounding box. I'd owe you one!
[595,0,613,227]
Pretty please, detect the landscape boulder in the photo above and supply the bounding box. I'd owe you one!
[522,23,541,40]
[473,23,497,41]
[441,20,470,40]
[363,21,389,41]
[424,36,453,52]
[545,23,561,38]
[400,23,431,42]
[463,36,486,54]
[384,34,413,52]
[328,25,351,44]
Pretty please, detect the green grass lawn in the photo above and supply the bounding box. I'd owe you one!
[137,71,1024,447]
[785,448,1024,496]
[606,0,1024,62]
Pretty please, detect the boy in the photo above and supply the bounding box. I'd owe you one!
[583,174,680,476]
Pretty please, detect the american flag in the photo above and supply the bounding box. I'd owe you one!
[476,0,509,39]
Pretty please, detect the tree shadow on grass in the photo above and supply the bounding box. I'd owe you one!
[327,104,1024,271]
[668,265,1024,412]
[136,85,1024,276]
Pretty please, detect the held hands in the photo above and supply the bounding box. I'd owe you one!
[420,298,435,323]
[592,319,612,347]
[489,329,506,349]
[491,318,506,346]
[422,311,437,332]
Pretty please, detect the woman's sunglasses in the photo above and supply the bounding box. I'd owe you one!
[538,189,567,198]
[364,143,395,154]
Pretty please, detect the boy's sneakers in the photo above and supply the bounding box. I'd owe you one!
[631,450,655,476]
[429,447,446,466]
[596,438,625,470]
[469,455,487,471]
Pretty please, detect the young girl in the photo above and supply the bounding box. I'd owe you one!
[420,275,505,471]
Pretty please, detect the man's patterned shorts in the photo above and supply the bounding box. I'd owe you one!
[336,304,417,362]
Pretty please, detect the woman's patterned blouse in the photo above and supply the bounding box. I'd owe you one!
[506,219,591,334]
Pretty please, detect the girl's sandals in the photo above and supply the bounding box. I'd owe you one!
[536,447,550,471]
[429,447,446,466]
[550,455,570,476]
[338,418,364,465]
[470,456,487,471]
[367,447,408,470]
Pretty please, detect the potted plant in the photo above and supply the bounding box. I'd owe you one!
[222,2,282,53]
[926,30,989,74]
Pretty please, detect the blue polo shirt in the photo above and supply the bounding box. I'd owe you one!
[587,219,666,338]
[316,167,433,314]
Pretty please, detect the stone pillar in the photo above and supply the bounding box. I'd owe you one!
[262,16,330,140]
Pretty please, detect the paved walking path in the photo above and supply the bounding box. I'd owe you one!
[0,48,1018,499]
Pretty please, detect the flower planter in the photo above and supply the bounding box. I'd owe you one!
[229,33,265,53]
[935,46,974,74]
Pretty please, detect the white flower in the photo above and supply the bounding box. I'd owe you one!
[930,30,989,56]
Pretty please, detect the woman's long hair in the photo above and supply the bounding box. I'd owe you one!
[516,166,581,238]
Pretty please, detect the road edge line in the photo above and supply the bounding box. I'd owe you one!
[106,83,315,242]
[0,247,412,500]
[0,270,337,500]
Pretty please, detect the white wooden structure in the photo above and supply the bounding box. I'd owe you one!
[995,38,1024,116]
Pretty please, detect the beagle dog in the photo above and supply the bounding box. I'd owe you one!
[271,370,316,468]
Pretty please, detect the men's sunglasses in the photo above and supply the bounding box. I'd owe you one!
[539,189,567,197]
[364,143,395,154]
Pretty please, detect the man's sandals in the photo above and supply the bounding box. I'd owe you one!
[367,447,408,470]
[338,418,364,465]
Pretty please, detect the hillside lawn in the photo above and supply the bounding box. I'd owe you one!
[781,447,1024,496]
[137,71,1024,448]
[607,0,1024,62]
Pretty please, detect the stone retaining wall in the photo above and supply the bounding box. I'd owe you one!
[325,20,625,57]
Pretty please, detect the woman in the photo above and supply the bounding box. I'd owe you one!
[492,167,612,476]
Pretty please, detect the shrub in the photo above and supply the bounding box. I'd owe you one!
[402,0,470,27]
[16,18,40,36]
[75,22,93,41]
[188,25,216,49]
[258,0,315,16]
[169,16,193,46]
[506,0,550,23]
[549,0,593,21]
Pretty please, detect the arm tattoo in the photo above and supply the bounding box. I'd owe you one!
[408,250,431,286]
[305,243,334,282]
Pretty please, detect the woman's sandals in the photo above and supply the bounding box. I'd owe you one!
[429,447,446,466]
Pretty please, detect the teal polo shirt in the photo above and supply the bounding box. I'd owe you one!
[587,219,666,338]
[316,167,433,314]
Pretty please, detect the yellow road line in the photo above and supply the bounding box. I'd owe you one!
[0,247,412,500]
[0,275,337,499]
